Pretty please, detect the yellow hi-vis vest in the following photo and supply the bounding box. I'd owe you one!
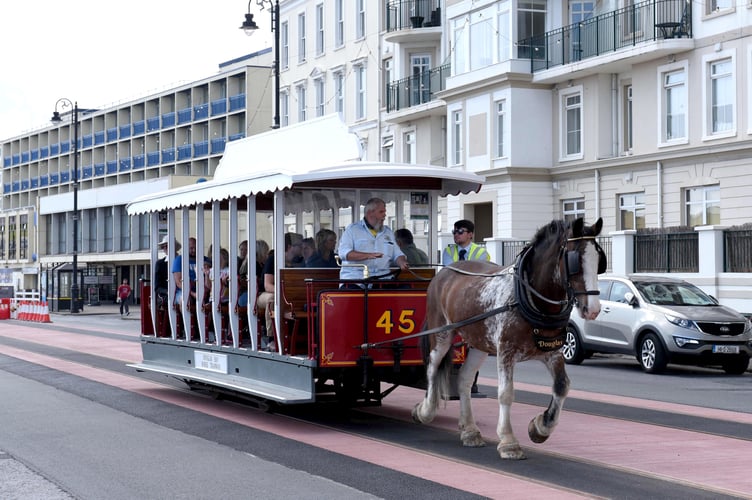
[447,242,489,262]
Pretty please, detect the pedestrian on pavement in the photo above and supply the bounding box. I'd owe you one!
[117,278,132,316]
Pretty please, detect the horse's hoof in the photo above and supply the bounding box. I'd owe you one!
[411,403,422,423]
[412,402,433,424]
[528,417,550,444]
[460,430,486,447]
[497,442,526,460]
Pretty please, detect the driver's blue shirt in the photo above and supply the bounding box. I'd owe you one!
[338,219,405,280]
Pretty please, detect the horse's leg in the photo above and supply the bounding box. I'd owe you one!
[528,353,570,444]
[457,348,487,447]
[412,333,452,424]
[496,354,526,459]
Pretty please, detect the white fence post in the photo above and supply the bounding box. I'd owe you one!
[609,230,636,275]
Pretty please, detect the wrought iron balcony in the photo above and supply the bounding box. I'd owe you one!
[386,63,450,113]
[518,0,692,73]
[386,0,442,31]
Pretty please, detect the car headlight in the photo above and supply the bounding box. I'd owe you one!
[665,313,697,331]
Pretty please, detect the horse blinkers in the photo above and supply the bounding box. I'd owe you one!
[565,241,606,277]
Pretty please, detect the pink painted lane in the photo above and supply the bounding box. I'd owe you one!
[0,343,586,499]
[1,323,141,362]
[368,382,752,498]
[511,378,752,425]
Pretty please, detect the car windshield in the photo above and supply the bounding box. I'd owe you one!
[635,282,716,306]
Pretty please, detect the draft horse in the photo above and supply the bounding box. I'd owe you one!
[413,217,605,460]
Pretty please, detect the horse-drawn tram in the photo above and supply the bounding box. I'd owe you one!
[127,115,485,406]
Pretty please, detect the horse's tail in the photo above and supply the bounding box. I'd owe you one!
[420,324,452,399]
[419,320,431,364]
[435,349,453,401]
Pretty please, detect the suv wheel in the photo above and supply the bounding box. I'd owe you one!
[637,333,668,374]
[721,354,750,375]
[562,325,585,365]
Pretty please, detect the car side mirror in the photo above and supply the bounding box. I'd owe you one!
[624,292,638,307]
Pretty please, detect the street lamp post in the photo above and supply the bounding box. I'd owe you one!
[241,0,280,129]
[51,99,80,313]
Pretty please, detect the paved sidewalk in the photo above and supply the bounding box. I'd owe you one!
[52,302,141,321]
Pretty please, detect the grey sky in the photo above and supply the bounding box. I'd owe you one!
[1,0,271,140]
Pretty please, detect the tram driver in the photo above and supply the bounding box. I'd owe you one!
[339,197,409,285]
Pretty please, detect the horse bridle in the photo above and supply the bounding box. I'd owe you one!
[513,235,602,332]
[562,235,605,298]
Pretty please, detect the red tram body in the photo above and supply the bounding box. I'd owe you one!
[128,116,482,405]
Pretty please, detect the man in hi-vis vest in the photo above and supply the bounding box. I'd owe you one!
[441,218,489,396]
[442,219,489,266]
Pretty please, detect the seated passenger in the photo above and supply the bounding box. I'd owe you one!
[301,238,316,267]
[172,237,197,305]
[307,229,338,268]
[394,228,429,266]
[238,239,269,308]
[256,233,303,350]
[156,235,180,301]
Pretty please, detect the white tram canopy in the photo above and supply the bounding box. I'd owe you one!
[127,115,484,216]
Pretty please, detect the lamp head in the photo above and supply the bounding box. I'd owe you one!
[240,13,258,35]
[51,98,75,123]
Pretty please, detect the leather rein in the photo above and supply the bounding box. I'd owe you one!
[356,236,599,352]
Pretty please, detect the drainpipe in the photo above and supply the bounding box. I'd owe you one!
[612,74,618,157]
[595,169,601,220]
[657,161,663,228]
[377,35,382,161]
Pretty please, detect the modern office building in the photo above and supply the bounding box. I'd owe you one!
[0,49,272,307]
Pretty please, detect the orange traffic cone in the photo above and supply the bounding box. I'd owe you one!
[19,301,28,321]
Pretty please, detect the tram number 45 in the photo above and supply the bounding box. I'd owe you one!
[376,309,416,334]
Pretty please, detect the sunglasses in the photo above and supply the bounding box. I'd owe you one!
[452,228,470,235]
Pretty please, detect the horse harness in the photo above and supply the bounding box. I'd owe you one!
[513,235,604,350]
[357,236,605,352]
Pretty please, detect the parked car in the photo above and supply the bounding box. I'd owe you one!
[564,275,752,374]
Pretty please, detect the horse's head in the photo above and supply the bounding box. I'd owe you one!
[565,217,605,320]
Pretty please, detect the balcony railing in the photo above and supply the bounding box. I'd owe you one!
[386,0,442,31]
[519,0,691,73]
[386,63,450,112]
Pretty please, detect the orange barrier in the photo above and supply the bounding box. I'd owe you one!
[11,300,52,323]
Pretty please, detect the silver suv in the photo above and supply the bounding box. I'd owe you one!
[564,275,752,374]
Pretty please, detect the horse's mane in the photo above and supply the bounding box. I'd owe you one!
[530,219,569,249]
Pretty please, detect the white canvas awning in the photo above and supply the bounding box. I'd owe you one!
[127,115,484,216]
